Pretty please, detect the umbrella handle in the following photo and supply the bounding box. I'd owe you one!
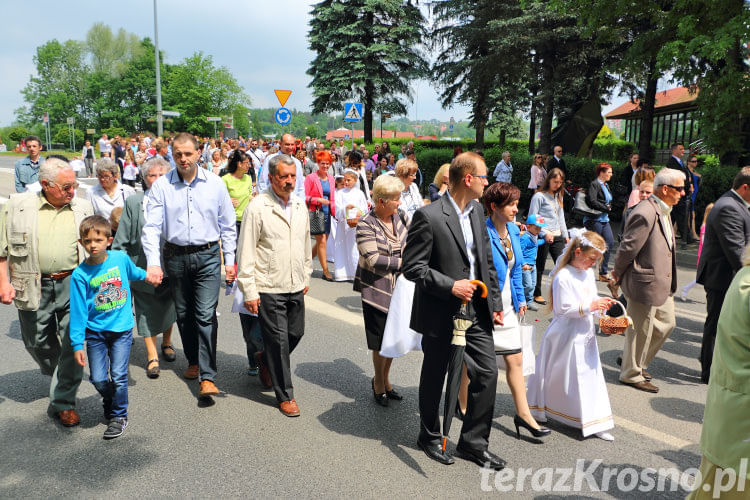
[461,280,488,305]
[442,436,447,453]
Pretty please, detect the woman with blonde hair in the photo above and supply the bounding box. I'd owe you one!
[354,174,408,406]
[395,158,423,225]
[428,163,450,202]
[526,229,618,441]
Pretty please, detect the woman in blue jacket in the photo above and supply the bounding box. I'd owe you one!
[457,182,550,440]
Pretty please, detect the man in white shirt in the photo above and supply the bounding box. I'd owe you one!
[257,134,305,200]
[98,134,111,158]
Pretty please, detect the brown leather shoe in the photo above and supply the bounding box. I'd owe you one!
[183,364,199,380]
[279,399,300,417]
[56,409,81,427]
[621,380,659,393]
[598,274,611,282]
[255,353,272,389]
[199,380,220,397]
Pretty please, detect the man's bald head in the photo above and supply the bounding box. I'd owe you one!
[280,134,296,155]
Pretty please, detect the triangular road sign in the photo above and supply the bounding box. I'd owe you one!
[274,90,292,107]
[345,104,362,121]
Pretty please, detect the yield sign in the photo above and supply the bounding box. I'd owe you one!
[274,89,292,107]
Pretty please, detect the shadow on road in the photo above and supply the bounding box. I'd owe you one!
[650,397,704,424]
[295,357,427,477]
[0,417,158,497]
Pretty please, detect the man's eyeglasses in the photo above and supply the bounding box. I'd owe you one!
[665,184,686,192]
[471,174,488,180]
[48,181,79,191]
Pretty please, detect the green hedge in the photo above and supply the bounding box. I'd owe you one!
[415,148,739,227]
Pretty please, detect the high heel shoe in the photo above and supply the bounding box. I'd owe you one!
[514,414,551,439]
[371,378,389,407]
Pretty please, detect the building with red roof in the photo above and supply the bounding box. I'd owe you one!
[605,86,701,152]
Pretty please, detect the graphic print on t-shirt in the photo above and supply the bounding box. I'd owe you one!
[90,266,128,312]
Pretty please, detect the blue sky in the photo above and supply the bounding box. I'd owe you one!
[0,0,627,128]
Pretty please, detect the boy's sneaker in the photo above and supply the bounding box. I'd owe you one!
[526,302,539,311]
[247,365,259,376]
[103,418,128,440]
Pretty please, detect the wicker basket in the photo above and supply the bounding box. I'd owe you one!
[599,301,631,335]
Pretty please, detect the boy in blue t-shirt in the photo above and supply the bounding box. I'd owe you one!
[520,214,547,311]
[70,215,152,439]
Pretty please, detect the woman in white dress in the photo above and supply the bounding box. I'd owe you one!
[395,158,423,226]
[333,169,368,281]
[457,182,551,439]
[526,229,618,441]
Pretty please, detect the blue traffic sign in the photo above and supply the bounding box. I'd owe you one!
[275,107,291,126]
[343,102,363,122]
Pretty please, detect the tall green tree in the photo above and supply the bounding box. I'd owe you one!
[85,23,144,77]
[20,39,88,128]
[662,0,749,164]
[163,52,250,135]
[307,0,428,144]
[557,0,676,159]
[431,0,521,148]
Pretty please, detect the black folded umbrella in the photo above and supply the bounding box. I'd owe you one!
[442,280,487,454]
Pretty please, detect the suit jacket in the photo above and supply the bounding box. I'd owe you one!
[613,196,676,307]
[697,190,750,291]
[402,195,502,338]
[549,156,567,178]
[665,156,691,196]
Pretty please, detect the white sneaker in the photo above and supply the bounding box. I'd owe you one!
[595,431,614,441]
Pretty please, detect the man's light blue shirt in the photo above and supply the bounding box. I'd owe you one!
[14,156,45,192]
[257,152,305,200]
[142,166,237,267]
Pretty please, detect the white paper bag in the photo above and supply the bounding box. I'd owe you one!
[379,275,422,358]
[496,317,536,376]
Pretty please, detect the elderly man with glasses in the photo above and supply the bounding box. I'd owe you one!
[0,158,94,426]
[612,168,685,393]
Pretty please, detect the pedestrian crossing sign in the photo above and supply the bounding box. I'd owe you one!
[344,102,363,122]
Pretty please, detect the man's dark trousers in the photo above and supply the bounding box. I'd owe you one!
[418,298,497,452]
[700,287,726,383]
[258,291,305,402]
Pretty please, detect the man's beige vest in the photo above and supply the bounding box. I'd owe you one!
[4,192,92,310]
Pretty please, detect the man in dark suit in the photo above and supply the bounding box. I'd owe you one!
[665,143,696,247]
[549,145,567,179]
[696,167,750,383]
[402,152,505,470]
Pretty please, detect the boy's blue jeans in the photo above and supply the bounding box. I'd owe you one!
[522,266,536,303]
[86,328,132,419]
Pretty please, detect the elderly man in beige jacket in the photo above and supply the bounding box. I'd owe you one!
[612,168,685,393]
[237,154,312,417]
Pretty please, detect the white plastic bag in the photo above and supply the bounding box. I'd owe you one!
[379,275,422,358]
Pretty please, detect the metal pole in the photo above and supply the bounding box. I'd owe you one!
[153,0,163,137]
[351,123,354,151]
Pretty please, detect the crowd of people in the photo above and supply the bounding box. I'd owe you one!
[3,131,750,493]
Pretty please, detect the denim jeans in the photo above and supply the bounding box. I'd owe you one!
[165,245,221,382]
[240,313,264,368]
[521,266,536,303]
[584,219,614,275]
[86,328,132,419]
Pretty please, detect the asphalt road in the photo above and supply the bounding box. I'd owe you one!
[0,156,710,498]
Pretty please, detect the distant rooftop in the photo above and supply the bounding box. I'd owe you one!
[605,86,699,119]
[325,129,416,140]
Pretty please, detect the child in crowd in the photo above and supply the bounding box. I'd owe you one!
[69,216,150,439]
[109,207,123,234]
[333,170,368,281]
[526,229,618,441]
[681,202,714,301]
[519,214,547,311]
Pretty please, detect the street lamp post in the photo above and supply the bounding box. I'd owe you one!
[153,0,163,137]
